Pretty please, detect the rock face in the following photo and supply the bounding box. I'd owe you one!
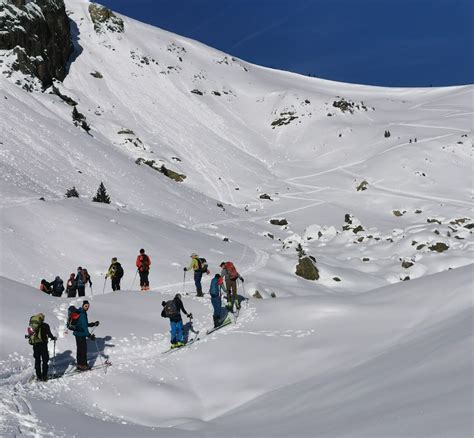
[89,3,124,33]
[0,0,73,87]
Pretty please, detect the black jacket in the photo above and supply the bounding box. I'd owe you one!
[161,296,188,322]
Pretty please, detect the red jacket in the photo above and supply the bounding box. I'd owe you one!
[136,254,151,272]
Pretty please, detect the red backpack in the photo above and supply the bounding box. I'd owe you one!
[225,262,239,280]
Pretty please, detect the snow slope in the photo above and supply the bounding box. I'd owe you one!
[0,0,473,436]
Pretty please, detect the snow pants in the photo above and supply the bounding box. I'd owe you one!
[139,270,149,288]
[225,278,238,307]
[211,295,221,318]
[194,271,203,295]
[77,285,86,297]
[170,320,184,344]
[75,336,88,366]
[111,277,121,291]
[67,287,77,298]
[33,343,49,379]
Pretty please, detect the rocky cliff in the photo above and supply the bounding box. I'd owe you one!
[0,0,73,87]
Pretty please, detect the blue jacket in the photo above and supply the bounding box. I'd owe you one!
[73,308,91,337]
[209,277,225,297]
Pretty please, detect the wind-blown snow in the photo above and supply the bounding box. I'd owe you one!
[0,0,472,436]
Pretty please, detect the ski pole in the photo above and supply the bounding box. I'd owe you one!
[131,269,138,290]
[182,270,186,295]
[52,339,57,378]
[102,276,107,294]
[90,284,93,297]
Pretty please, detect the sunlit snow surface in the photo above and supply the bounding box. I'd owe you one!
[0,0,472,436]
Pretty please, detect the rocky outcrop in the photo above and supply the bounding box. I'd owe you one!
[0,0,73,87]
[295,256,319,281]
[89,3,124,33]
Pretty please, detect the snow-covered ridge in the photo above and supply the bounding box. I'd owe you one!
[0,0,473,436]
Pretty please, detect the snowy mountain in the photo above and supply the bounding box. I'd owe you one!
[0,0,472,436]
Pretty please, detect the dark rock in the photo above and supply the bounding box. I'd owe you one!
[135,158,186,182]
[352,225,364,234]
[295,256,319,281]
[0,0,73,87]
[51,85,77,106]
[429,242,449,253]
[90,71,103,78]
[118,128,135,135]
[401,260,414,269]
[259,193,273,201]
[270,292,277,298]
[332,277,341,282]
[362,257,370,262]
[253,290,263,299]
[356,180,368,191]
[223,237,229,242]
[191,89,203,95]
[416,244,426,250]
[270,218,288,226]
[393,210,405,217]
[427,218,442,224]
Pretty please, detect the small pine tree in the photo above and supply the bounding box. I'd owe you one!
[65,186,79,198]
[384,130,391,138]
[296,243,306,258]
[92,182,111,204]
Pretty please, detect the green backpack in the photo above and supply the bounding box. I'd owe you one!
[26,314,44,345]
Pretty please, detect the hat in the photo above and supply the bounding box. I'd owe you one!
[220,262,226,267]
[162,301,166,307]
[111,257,117,262]
[175,293,181,299]
[140,248,145,254]
[190,253,198,257]
[82,300,90,306]
[38,313,45,321]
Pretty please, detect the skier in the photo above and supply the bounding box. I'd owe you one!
[161,294,192,348]
[220,261,244,312]
[209,274,226,327]
[184,253,209,297]
[28,313,57,381]
[106,257,124,291]
[66,273,76,298]
[75,267,92,297]
[135,248,151,291]
[39,279,52,294]
[51,276,65,297]
[71,300,99,370]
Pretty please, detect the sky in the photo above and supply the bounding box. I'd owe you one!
[99,0,473,87]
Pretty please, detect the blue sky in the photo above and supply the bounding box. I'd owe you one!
[99,0,473,87]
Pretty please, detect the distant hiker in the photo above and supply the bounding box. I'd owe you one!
[39,279,52,294]
[184,253,209,297]
[69,300,99,371]
[26,313,57,381]
[66,273,77,298]
[220,261,244,312]
[106,257,124,291]
[75,267,92,297]
[161,294,192,348]
[135,248,151,291]
[51,276,65,297]
[209,274,226,327]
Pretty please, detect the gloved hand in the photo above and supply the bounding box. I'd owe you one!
[95,321,100,327]
[90,282,93,286]
[52,336,57,341]
[241,277,245,282]
[188,313,193,319]
[206,270,210,275]
[105,274,108,279]
[183,267,187,272]
[89,334,96,341]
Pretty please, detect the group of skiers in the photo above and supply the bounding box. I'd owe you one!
[29,249,245,377]
[40,267,92,298]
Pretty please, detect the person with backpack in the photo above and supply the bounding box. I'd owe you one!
[220,261,244,312]
[184,253,209,297]
[161,294,192,348]
[51,276,65,297]
[106,257,124,291]
[69,300,99,371]
[209,274,226,327]
[75,267,92,297]
[66,273,77,298]
[26,313,57,381]
[135,249,151,291]
[39,279,53,294]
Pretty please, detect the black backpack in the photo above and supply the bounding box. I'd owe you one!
[197,257,208,273]
[114,262,124,278]
[53,278,64,294]
[164,300,179,318]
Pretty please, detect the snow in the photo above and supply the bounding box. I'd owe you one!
[0,0,472,436]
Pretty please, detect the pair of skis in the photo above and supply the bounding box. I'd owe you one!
[47,360,112,380]
[161,331,200,355]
